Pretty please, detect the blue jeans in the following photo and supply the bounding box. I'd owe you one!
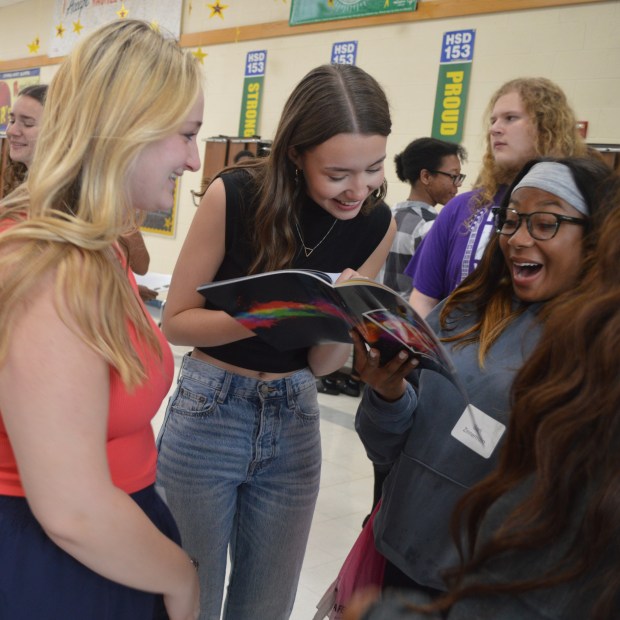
[156,354,321,620]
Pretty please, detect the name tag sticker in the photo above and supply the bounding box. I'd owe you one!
[451,404,506,458]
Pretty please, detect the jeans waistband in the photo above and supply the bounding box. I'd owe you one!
[178,353,316,403]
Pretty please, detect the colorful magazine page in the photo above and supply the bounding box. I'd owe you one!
[333,278,456,379]
[199,270,355,351]
[198,269,457,381]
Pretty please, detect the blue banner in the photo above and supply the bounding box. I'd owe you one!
[440,29,476,64]
[331,41,358,65]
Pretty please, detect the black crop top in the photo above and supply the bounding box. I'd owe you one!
[198,169,392,372]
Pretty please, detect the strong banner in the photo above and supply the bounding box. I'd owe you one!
[238,50,267,138]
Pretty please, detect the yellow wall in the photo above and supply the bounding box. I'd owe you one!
[1,0,619,273]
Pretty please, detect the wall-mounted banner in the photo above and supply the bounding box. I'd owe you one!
[49,0,182,58]
[0,69,40,138]
[331,40,357,65]
[141,179,178,238]
[431,29,476,143]
[238,50,267,138]
[290,0,417,26]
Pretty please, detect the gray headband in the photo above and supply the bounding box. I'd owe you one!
[512,162,589,216]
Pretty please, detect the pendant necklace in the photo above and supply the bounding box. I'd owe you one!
[295,219,337,258]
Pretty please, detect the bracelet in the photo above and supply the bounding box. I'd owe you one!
[190,556,199,571]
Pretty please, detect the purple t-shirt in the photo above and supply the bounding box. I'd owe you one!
[404,188,506,301]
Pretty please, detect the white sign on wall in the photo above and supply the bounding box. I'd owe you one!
[49,0,182,58]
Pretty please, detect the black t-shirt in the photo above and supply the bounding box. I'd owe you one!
[198,169,392,372]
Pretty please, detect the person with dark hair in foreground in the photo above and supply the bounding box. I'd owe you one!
[345,176,620,620]
[350,156,615,605]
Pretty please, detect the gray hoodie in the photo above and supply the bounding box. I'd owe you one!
[356,302,542,590]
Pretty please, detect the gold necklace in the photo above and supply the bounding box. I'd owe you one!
[295,219,338,258]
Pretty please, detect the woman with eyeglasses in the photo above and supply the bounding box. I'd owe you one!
[348,156,615,601]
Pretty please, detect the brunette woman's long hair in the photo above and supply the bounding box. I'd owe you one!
[438,156,614,366]
[410,176,620,619]
[205,63,392,274]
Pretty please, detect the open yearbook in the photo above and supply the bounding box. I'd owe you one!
[197,269,460,384]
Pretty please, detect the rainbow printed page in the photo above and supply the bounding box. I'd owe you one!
[198,269,458,383]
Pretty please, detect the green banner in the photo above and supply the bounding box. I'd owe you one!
[431,63,472,143]
[238,77,264,138]
[290,0,417,26]
[238,50,267,138]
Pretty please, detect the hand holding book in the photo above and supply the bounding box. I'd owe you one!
[197,268,458,384]
[351,330,419,403]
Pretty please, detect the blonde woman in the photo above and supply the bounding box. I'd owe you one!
[0,20,202,620]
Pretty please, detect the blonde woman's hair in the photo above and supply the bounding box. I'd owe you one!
[0,20,201,387]
[475,77,587,207]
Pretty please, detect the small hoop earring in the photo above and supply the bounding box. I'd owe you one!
[373,180,386,200]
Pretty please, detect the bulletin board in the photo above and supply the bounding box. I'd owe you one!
[140,179,179,238]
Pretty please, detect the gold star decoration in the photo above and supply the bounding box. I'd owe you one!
[192,48,207,64]
[56,23,65,38]
[150,20,161,33]
[73,20,84,34]
[384,0,390,7]
[207,1,228,19]
[27,37,40,54]
[117,3,129,19]
[327,0,334,6]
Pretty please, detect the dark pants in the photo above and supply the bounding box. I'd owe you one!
[0,485,179,620]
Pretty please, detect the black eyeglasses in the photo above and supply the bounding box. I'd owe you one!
[428,170,466,187]
[492,207,587,241]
